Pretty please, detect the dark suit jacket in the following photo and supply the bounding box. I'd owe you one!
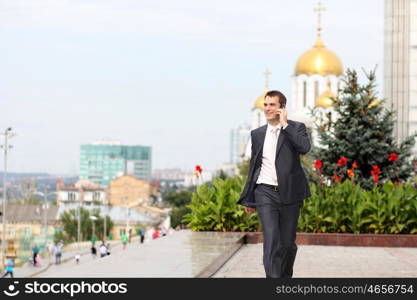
[238,120,311,207]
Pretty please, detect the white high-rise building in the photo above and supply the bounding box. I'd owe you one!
[230,124,250,164]
[384,0,417,154]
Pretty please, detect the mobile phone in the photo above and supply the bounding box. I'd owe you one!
[276,104,285,120]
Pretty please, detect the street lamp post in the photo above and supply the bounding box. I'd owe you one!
[103,206,107,242]
[34,187,57,243]
[123,197,130,238]
[90,216,97,243]
[1,127,15,269]
[77,188,82,250]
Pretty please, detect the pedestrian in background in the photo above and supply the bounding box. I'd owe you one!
[1,258,15,278]
[34,253,41,267]
[139,229,145,244]
[54,243,62,265]
[99,242,107,258]
[91,243,97,258]
[122,233,128,250]
[152,228,160,239]
[32,244,40,266]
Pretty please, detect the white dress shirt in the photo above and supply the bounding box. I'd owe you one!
[256,123,287,186]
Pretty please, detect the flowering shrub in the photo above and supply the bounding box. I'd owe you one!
[184,176,417,234]
[313,153,405,187]
[298,180,417,234]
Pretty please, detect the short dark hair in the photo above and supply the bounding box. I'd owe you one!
[264,90,287,108]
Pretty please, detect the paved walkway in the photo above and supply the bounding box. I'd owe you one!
[10,232,417,278]
[34,231,243,278]
[11,238,135,278]
[213,244,417,278]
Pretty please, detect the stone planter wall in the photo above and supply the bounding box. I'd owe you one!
[245,232,417,247]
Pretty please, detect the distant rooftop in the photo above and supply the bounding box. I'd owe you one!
[0,204,60,222]
[90,141,122,146]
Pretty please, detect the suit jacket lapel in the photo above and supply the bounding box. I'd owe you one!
[276,129,285,156]
[254,125,267,159]
[276,121,293,157]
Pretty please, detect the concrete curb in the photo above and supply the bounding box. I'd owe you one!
[195,234,246,278]
[245,232,417,247]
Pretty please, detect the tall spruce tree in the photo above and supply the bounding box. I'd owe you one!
[312,69,416,189]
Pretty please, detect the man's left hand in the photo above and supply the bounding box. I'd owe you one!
[277,108,288,127]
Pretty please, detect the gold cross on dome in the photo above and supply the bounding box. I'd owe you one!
[314,0,326,34]
[263,68,271,90]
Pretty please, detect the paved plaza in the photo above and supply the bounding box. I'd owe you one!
[213,244,417,278]
[8,230,417,278]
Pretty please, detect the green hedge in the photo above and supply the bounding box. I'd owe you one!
[184,177,417,234]
[299,180,417,234]
[182,177,259,232]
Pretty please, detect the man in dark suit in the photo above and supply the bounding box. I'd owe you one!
[238,90,311,278]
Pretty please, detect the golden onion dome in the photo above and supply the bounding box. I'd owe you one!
[315,89,336,108]
[253,91,267,110]
[295,35,343,76]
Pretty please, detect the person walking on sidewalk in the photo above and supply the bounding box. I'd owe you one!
[54,242,63,265]
[152,228,160,240]
[139,228,145,244]
[32,244,40,267]
[91,243,97,258]
[2,258,15,278]
[99,242,107,258]
[122,233,128,250]
[75,253,80,264]
[238,90,311,278]
[34,253,41,267]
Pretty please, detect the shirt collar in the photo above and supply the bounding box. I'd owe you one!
[267,123,282,132]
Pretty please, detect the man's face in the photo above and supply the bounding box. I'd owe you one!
[263,95,281,121]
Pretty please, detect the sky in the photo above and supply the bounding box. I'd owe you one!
[0,0,384,175]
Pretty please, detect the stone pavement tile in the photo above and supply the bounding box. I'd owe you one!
[213,244,417,278]
[213,244,264,278]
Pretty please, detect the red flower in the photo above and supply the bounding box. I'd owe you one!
[337,156,347,166]
[347,169,354,178]
[373,175,379,183]
[388,153,398,162]
[314,159,323,169]
[352,161,358,169]
[332,174,342,182]
[370,165,381,176]
[195,165,203,173]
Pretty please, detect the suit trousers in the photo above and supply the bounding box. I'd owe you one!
[254,184,301,278]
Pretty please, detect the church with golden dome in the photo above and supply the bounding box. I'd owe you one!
[250,1,344,132]
[291,0,343,125]
[239,1,344,161]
